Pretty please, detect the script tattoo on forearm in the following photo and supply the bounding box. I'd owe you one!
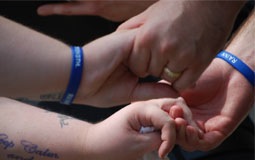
[21,140,59,159]
[40,93,63,101]
[0,133,15,150]
[1,133,59,159]
[7,154,34,160]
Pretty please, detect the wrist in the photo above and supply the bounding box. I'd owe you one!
[80,124,103,160]
[60,46,84,105]
[216,50,254,87]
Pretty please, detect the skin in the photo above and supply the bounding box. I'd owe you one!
[118,0,246,91]
[37,0,246,92]
[173,10,255,151]
[0,97,174,160]
[0,16,178,107]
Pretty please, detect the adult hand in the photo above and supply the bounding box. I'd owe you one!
[37,0,156,22]
[74,30,178,107]
[118,0,245,91]
[85,98,176,159]
[173,58,254,151]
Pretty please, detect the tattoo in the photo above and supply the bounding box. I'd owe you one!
[0,133,15,150]
[40,93,63,101]
[58,114,73,128]
[21,140,59,159]
[7,154,34,160]
[44,110,73,128]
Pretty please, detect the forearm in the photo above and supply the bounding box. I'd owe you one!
[0,16,70,100]
[0,97,90,160]
[219,11,255,122]
[225,10,255,70]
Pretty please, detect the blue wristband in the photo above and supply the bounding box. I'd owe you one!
[216,50,254,87]
[60,46,83,105]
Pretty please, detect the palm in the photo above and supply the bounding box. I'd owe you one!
[180,58,254,150]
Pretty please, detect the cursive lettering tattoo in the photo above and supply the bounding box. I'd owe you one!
[21,140,59,159]
[0,133,15,150]
[40,93,63,101]
[58,114,73,128]
[7,154,34,160]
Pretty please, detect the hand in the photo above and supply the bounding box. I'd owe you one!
[85,98,177,159]
[75,30,178,107]
[118,0,244,91]
[37,0,156,22]
[174,58,254,151]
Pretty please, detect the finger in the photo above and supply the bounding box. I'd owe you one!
[197,131,225,151]
[158,119,176,159]
[128,38,151,77]
[131,82,179,103]
[173,65,206,92]
[117,13,146,30]
[169,105,184,119]
[146,37,169,77]
[161,66,183,84]
[136,105,176,158]
[185,126,200,151]
[37,2,95,16]
[175,118,187,145]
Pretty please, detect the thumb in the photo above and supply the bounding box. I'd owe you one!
[117,12,147,30]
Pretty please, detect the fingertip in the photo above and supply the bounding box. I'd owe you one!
[158,141,174,159]
[37,6,49,16]
[170,105,184,119]
[117,14,145,30]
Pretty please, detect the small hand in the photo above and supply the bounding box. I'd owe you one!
[85,98,177,159]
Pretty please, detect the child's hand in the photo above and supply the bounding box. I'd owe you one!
[85,99,176,160]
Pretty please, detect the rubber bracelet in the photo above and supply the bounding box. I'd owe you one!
[216,50,254,87]
[60,46,83,105]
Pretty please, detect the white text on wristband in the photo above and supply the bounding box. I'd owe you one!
[60,46,83,105]
[216,50,254,87]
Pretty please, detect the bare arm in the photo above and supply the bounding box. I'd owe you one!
[177,10,255,151]
[0,16,70,100]
[0,97,89,160]
[0,97,177,160]
[0,16,177,107]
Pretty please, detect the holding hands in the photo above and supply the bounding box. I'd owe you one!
[38,0,245,91]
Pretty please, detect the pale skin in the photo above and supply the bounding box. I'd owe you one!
[0,16,177,107]
[37,0,246,91]
[174,10,255,151]
[0,97,199,160]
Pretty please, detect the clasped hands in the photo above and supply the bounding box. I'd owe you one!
[36,0,250,156]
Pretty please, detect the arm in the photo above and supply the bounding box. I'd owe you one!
[0,97,176,160]
[0,97,90,160]
[37,0,157,22]
[177,10,254,151]
[118,0,246,91]
[0,16,177,107]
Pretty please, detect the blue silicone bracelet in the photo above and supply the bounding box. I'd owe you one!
[216,50,254,87]
[60,46,83,105]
